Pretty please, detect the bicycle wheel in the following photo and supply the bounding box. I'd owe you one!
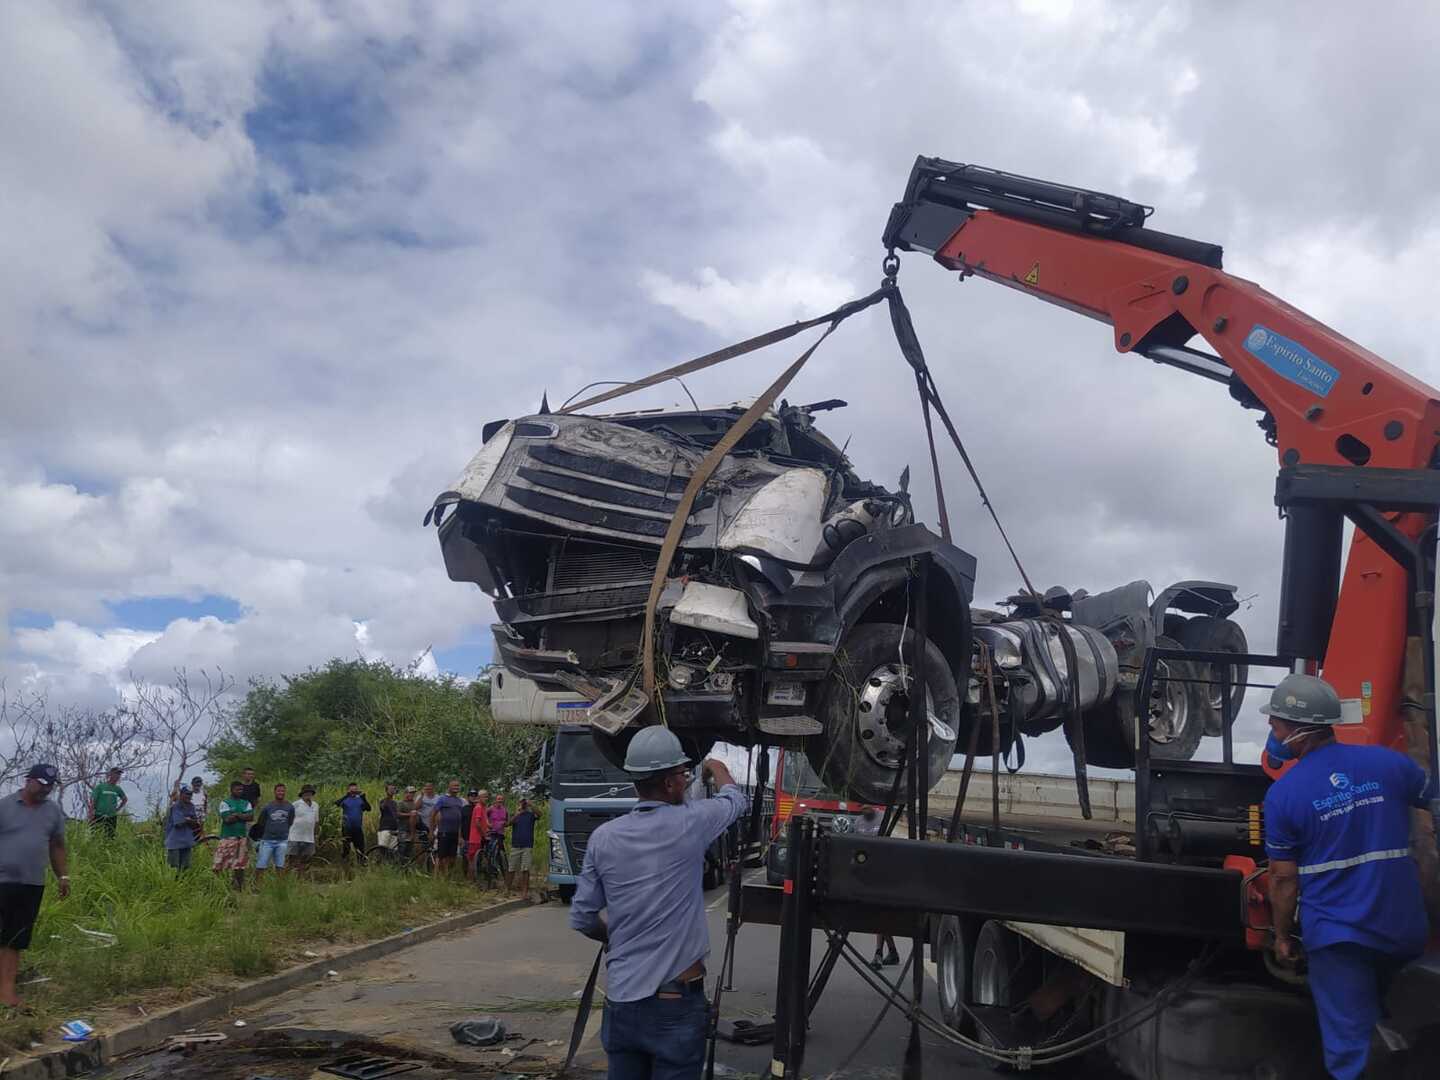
[365,845,400,867]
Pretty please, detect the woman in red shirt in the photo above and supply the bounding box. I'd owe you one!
[465,790,488,880]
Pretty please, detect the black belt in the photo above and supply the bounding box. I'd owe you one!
[655,975,706,997]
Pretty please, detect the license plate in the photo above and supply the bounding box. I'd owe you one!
[766,681,806,706]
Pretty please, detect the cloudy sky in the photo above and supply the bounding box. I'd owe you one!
[5,1,1439,772]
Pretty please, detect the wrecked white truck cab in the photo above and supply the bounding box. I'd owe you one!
[427,400,1248,801]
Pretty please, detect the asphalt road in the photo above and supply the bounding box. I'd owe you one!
[240,876,1005,1078]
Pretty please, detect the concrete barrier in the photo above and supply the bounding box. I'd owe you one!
[5,896,532,1080]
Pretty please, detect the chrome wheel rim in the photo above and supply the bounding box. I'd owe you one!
[1147,658,1191,744]
[855,664,956,769]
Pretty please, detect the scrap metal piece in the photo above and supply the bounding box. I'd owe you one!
[318,1053,423,1079]
[758,715,824,737]
[587,682,649,735]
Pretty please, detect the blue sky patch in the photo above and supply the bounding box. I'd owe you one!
[435,638,492,677]
[106,594,244,631]
[9,609,55,630]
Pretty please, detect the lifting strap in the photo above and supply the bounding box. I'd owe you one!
[552,285,891,702]
[559,275,1040,731]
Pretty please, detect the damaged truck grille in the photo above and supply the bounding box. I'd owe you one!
[550,540,658,590]
[512,539,659,618]
[502,443,709,543]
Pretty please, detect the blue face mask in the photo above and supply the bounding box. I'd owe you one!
[1264,730,1296,767]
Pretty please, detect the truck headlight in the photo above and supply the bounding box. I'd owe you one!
[453,422,515,501]
[548,831,567,874]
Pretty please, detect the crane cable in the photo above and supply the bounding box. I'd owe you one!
[883,252,1038,596]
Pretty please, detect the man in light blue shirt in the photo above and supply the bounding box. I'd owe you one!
[570,727,746,1080]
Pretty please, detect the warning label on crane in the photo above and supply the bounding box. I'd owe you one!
[1023,262,1040,286]
[1243,324,1339,398]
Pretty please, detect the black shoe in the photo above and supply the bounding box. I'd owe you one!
[870,953,885,971]
[884,951,901,967]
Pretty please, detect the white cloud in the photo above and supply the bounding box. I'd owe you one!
[2,1,1435,774]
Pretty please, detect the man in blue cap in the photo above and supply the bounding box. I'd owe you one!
[1262,673,1437,1079]
[0,764,69,1008]
[570,727,746,1079]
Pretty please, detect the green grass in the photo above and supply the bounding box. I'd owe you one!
[0,778,547,1055]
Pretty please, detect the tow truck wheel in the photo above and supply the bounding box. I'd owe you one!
[936,915,977,1036]
[808,623,960,805]
[972,920,1041,1071]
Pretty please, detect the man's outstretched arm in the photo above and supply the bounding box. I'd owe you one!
[690,758,748,844]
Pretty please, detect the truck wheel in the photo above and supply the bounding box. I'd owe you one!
[936,915,977,1035]
[1072,634,1205,765]
[556,884,575,904]
[972,920,1041,1070]
[808,623,960,805]
[1148,634,1203,760]
[1175,616,1249,736]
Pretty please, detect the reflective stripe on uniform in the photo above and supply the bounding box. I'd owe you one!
[1298,848,1411,875]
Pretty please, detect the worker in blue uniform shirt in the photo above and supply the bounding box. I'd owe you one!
[1262,673,1436,1080]
[570,726,747,1080]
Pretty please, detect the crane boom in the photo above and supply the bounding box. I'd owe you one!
[885,157,1440,758]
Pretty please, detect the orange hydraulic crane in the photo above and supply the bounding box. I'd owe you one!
[883,158,1440,772]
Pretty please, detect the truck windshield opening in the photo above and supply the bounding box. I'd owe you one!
[555,729,636,798]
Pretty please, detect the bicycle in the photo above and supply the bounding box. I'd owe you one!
[367,831,434,874]
[474,833,507,890]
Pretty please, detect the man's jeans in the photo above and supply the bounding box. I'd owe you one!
[602,984,707,1080]
[256,839,288,869]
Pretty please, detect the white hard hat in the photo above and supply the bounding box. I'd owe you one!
[623,726,691,775]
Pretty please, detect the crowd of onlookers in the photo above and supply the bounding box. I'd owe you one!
[140,768,541,896]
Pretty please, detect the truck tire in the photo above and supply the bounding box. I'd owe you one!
[1148,634,1204,760]
[1175,616,1249,736]
[936,915,978,1036]
[972,920,1041,1070]
[1071,634,1204,766]
[808,623,960,805]
[556,884,575,903]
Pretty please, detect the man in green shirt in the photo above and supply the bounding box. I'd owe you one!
[88,768,127,837]
[211,780,254,890]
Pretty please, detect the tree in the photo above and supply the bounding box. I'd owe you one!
[210,659,542,788]
[0,680,51,791]
[0,682,162,815]
[1,670,233,815]
[129,668,233,797]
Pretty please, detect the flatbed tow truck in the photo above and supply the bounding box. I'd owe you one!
[727,160,1440,1079]
[431,156,1440,1077]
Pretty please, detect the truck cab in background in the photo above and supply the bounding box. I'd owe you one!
[539,725,636,902]
[766,748,882,885]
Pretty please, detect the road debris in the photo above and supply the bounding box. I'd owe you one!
[449,1017,506,1047]
[59,1019,94,1042]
